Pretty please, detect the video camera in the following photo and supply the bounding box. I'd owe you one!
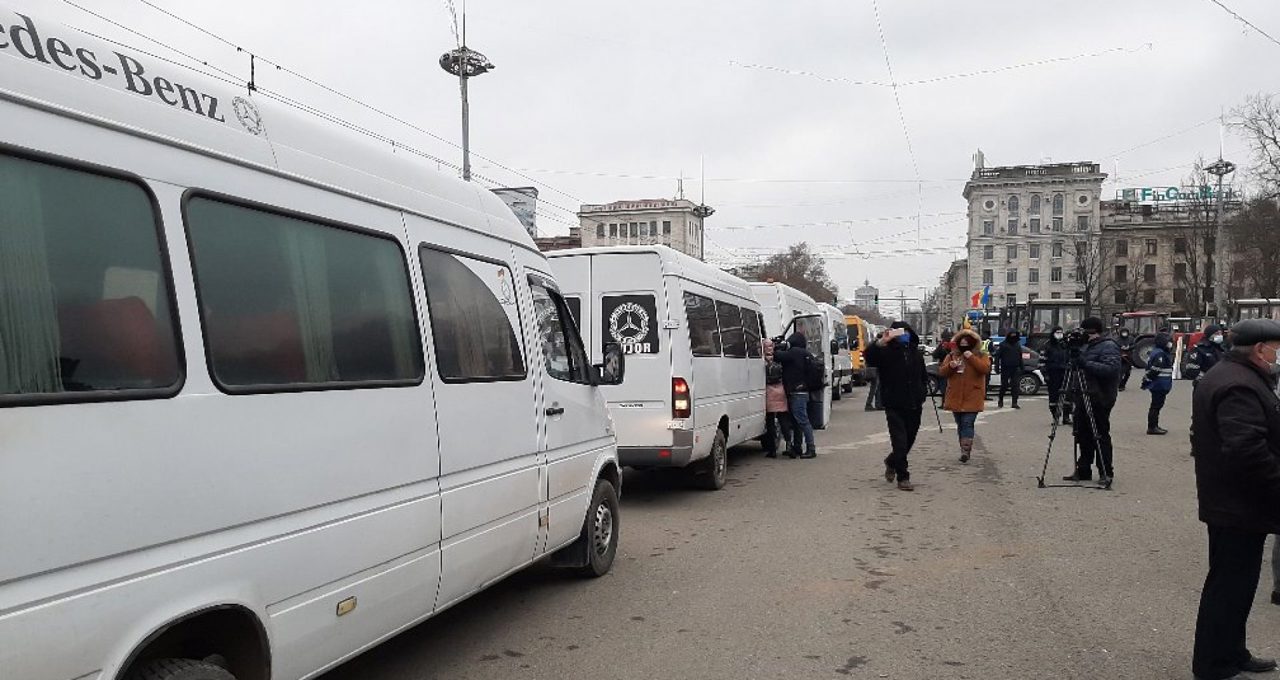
[771,335,790,352]
[1064,328,1091,350]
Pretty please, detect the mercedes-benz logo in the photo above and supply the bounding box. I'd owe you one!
[232,97,265,136]
[609,303,650,343]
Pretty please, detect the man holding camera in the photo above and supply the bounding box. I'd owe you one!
[1191,319,1280,680]
[1062,317,1123,486]
[865,322,929,491]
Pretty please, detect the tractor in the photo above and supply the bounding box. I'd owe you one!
[1112,310,1169,368]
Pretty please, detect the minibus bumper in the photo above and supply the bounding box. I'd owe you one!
[618,429,695,468]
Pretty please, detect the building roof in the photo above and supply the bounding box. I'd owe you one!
[579,198,701,215]
[963,162,1107,198]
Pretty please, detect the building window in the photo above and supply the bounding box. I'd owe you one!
[640,222,649,238]
[1006,244,1017,260]
[1115,239,1127,257]
[1030,243,1041,259]
[650,221,657,239]
[982,269,994,285]
[982,220,994,235]
[1115,290,1128,305]
[1050,267,1063,282]
[609,223,618,238]
[1052,194,1064,215]
[1146,239,1158,256]
[1144,263,1156,283]
[663,220,672,235]
[1076,266,1087,281]
[1029,268,1040,283]
[596,223,605,239]
[1206,287,1216,303]
[1174,288,1187,304]
[1114,265,1127,283]
[1008,195,1020,213]
[1007,268,1018,283]
[1028,292,1039,302]
[630,222,639,239]
[1075,290,1087,299]
[1076,215,1090,231]
[1052,217,1063,232]
[1007,218,1019,235]
[1030,194,1041,215]
[1175,262,1187,281]
[1175,237,1187,255]
[1143,289,1157,305]
[1030,217,1041,234]
[1052,241,1063,258]
[1051,292,1062,299]
[1075,240,1089,256]
[983,245,994,260]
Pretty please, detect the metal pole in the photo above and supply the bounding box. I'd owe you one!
[459,73,470,181]
[1206,158,1235,314]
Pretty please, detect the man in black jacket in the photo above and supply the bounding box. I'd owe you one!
[993,331,1024,409]
[1191,319,1280,680]
[865,321,929,491]
[1063,317,1123,486]
[776,332,817,458]
[1041,326,1072,424]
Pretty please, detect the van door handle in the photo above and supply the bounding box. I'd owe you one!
[545,406,565,416]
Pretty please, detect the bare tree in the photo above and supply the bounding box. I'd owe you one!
[1073,236,1111,316]
[1227,197,1280,298]
[1114,244,1149,313]
[1234,94,1280,194]
[1164,162,1219,315]
[734,242,838,304]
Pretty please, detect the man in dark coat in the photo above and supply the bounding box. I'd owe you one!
[1063,317,1123,486]
[776,332,817,458]
[1040,326,1072,424]
[993,331,1024,409]
[1116,326,1134,391]
[1190,324,1227,383]
[865,321,929,491]
[1191,319,1280,680]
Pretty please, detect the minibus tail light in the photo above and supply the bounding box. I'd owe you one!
[672,378,691,419]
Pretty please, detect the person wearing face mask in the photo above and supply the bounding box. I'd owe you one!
[1116,327,1134,391]
[938,329,990,463]
[993,330,1024,409]
[1190,324,1227,383]
[865,321,929,491]
[1190,319,1280,680]
[1041,326,1073,425]
[1141,332,1175,435]
[1062,317,1123,485]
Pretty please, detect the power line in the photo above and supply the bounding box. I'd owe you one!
[498,166,969,184]
[709,211,966,232]
[868,0,923,246]
[1205,0,1280,47]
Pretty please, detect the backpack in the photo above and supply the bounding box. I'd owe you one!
[766,360,784,385]
[804,353,827,389]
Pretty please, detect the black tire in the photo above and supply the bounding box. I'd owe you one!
[842,382,853,393]
[695,429,728,490]
[1018,373,1041,396]
[573,479,619,577]
[127,659,237,680]
[832,384,843,401]
[1131,337,1155,369]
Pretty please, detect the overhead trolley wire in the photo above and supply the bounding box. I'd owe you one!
[1205,0,1280,48]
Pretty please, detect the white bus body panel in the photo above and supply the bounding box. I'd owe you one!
[749,282,833,429]
[820,303,854,396]
[0,8,618,680]
[549,247,765,468]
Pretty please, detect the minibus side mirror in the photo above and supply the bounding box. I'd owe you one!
[830,339,840,355]
[595,343,626,386]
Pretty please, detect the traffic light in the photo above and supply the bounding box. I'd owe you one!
[874,293,880,305]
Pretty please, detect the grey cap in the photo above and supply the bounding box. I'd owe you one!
[1230,319,1280,346]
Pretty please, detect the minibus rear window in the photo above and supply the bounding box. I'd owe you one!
[0,153,181,403]
[186,197,424,391]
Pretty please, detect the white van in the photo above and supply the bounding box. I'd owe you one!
[548,246,766,490]
[0,9,626,680]
[749,282,833,429]
[819,303,854,400]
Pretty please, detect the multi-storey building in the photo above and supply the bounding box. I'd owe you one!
[853,280,879,309]
[938,258,969,328]
[962,162,1108,311]
[577,198,709,259]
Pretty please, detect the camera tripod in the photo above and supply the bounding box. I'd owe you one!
[1036,360,1112,490]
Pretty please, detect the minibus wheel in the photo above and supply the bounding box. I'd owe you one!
[696,430,728,490]
[128,658,237,680]
[575,479,619,577]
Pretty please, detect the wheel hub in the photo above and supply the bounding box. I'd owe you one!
[592,503,613,556]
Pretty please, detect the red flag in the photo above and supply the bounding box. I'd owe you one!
[971,290,982,308]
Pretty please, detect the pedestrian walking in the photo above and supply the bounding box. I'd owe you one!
[1062,317,1123,485]
[937,329,990,463]
[1190,319,1280,680]
[776,332,817,459]
[993,331,1024,409]
[1041,326,1072,425]
[762,339,795,458]
[1141,332,1174,435]
[865,321,929,491]
[864,366,882,411]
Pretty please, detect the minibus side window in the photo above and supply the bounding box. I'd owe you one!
[684,292,722,357]
[0,153,181,403]
[717,300,747,358]
[741,306,763,358]
[186,197,423,390]
[419,247,527,383]
[564,296,581,327]
[529,278,590,384]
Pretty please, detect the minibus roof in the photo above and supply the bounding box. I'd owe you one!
[549,245,755,302]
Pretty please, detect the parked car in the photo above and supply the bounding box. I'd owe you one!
[926,348,1044,396]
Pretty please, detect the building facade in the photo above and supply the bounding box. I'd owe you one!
[533,226,582,253]
[577,198,708,259]
[938,258,969,328]
[853,280,879,309]
[962,162,1107,310]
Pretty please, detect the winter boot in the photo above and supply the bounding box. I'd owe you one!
[959,437,972,463]
[1147,408,1167,435]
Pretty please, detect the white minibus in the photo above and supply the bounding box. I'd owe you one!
[749,282,833,429]
[0,8,626,680]
[819,303,854,400]
[548,246,766,490]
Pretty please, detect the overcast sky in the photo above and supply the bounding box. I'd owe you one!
[30,0,1280,307]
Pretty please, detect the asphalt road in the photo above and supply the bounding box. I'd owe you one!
[321,384,1280,680]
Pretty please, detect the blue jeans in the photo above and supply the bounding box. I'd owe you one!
[953,412,977,440]
[788,393,816,454]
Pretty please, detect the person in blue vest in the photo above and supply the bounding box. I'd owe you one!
[1141,332,1175,435]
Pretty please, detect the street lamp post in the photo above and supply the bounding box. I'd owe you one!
[439,44,494,181]
[1205,157,1235,316]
